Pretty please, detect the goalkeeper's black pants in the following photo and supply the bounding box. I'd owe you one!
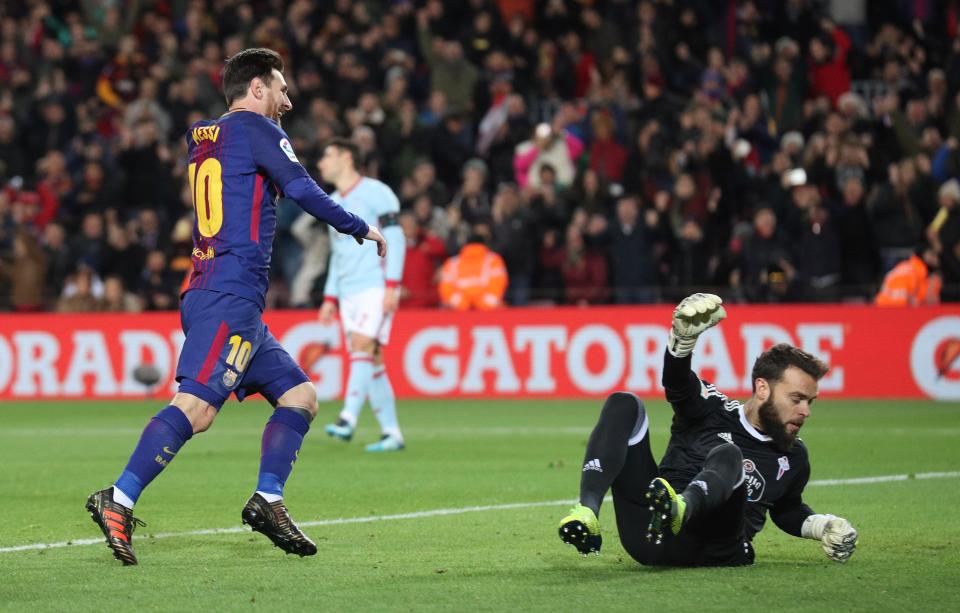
[578,392,755,567]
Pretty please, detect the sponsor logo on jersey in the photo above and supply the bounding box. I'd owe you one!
[222,368,239,388]
[742,458,766,501]
[582,459,603,473]
[192,246,216,261]
[191,126,221,144]
[777,456,790,480]
[279,138,299,162]
[717,432,733,444]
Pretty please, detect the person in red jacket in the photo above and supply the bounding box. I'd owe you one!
[809,19,851,108]
[399,211,447,308]
[561,224,609,305]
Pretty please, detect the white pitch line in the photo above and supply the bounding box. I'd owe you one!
[2,470,958,555]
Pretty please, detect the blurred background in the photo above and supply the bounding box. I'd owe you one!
[0,0,958,312]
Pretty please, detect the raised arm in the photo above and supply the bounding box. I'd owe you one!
[662,293,727,423]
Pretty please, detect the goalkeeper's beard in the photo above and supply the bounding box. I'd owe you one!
[757,397,798,452]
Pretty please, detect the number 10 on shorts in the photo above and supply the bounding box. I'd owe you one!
[226,335,252,372]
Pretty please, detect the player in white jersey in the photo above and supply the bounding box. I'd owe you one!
[317,138,407,452]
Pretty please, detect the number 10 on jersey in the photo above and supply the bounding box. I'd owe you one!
[188,158,224,238]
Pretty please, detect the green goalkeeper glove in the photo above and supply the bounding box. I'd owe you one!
[667,293,727,358]
[802,514,859,563]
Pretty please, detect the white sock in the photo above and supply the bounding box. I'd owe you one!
[370,367,403,443]
[256,491,283,503]
[337,410,358,428]
[112,486,135,510]
[340,352,374,427]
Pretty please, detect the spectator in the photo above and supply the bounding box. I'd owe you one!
[795,198,842,302]
[875,246,942,306]
[429,112,474,191]
[868,160,925,272]
[289,212,330,308]
[513,122,583,190]
[100,222,146,292]
[734,208,797,303]
[417,8,479,115]
[101,275,142,313]
[399,211,446,308]
[450,158,492,225]
[607,195,658,304]
[808,18,851,107]
[561,224,609,306]
[490,182,535,305]
[535,227,565,304]
[837,177,880,300]
[670,218,712,298]
[42,221,72,300]
[69,212,106,274]
[439,223,507,310]
[71,162,118,221]
[929,179,960,302]
[0,116,28,181]
[1,230,47,311]
[57,265,103,312]
[139,250,178,311]
[401,159,449,210]
[565,168,611,218]
[588,109,628,183]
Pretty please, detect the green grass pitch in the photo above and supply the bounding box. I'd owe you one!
[1,398,958,612]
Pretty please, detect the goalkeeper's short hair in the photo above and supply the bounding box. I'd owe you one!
[751,344,829,392]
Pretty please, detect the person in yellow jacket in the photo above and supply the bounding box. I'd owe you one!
[439,226,508,310]
[875,246,942,306]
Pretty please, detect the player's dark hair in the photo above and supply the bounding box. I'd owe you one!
[222,48,284,106]
[751,343,829,392]
[321,137,361,169]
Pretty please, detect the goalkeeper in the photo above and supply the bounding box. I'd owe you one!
[558,293,858,566]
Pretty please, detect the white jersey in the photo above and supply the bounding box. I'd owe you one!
[323,177,405,299]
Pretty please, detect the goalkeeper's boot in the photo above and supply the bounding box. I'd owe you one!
[241,493,317,557]
[364,434,405,453]
[85,487,146,566]
[645,478,686,545]
[324,418,354,442]
[558,503,602,556]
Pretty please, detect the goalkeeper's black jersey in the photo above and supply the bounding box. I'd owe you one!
[658,351,814,541]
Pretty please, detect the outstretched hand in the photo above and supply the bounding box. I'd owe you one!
[355,226,387,257]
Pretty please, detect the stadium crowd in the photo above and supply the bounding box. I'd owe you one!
[0,0,959,312]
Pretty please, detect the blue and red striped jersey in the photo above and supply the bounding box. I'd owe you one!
[184,111,353,309]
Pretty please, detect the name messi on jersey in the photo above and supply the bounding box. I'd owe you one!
[192,126,221,144]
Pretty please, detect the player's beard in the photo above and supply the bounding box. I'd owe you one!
[757,397,797,452]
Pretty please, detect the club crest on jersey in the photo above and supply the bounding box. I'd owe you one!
[222,368,239,388]
[279,138,298,162]
[777,456,790,481]
[742,459,766,502]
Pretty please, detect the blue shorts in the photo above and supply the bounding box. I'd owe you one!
[175,289,310,409]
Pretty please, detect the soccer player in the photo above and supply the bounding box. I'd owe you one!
[85,48,387,565]
[317,138,406,452]
[558,293,859,566]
